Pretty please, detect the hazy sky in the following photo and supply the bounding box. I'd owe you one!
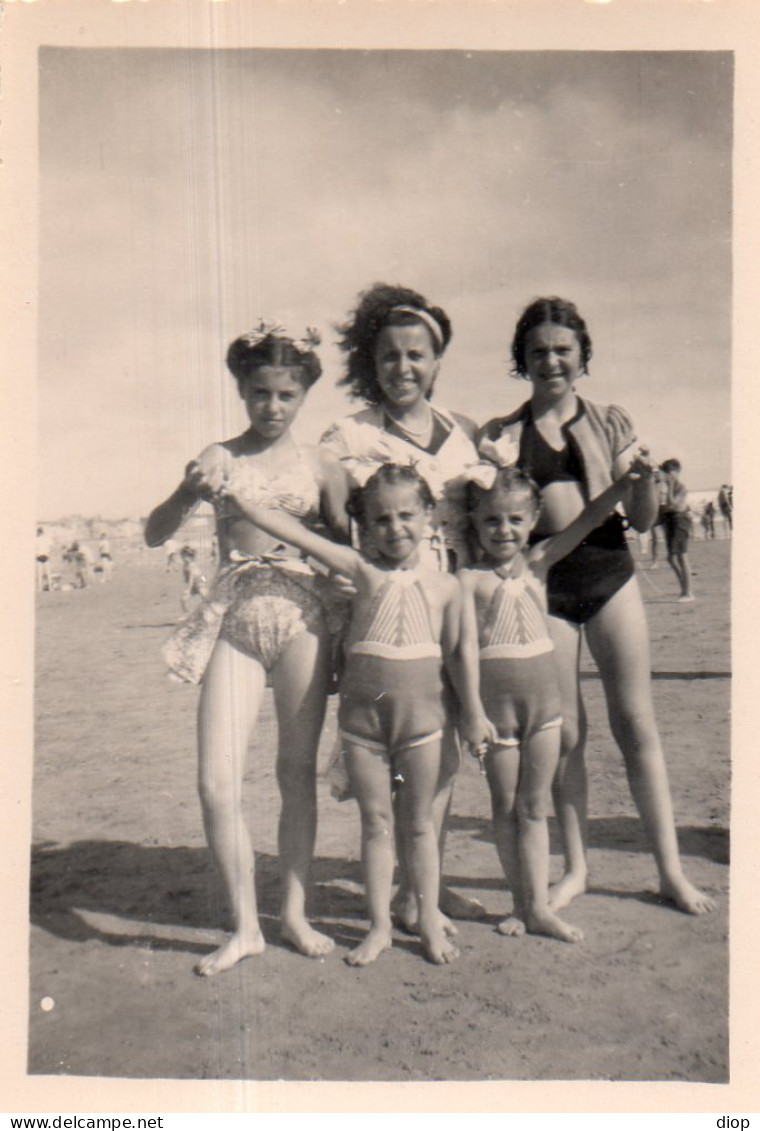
[38,49,732,519]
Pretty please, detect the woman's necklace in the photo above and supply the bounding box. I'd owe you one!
[386,404,434,443]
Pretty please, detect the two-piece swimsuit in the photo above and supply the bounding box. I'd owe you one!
[480,399,636,626]
[338,568,445,765]
[477,563,562,747]
[161,448,340,683]
[521,412,635,625]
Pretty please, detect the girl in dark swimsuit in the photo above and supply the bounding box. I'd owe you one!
[479,297,714,917]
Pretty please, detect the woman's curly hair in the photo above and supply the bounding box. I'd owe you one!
[336,283,452,406]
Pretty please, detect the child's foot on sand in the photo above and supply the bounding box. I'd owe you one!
[421,927,460,965]
[391,892,458,937]
[548,871,587,912]
[281,918,335,957]
[526,908,584,943]
[345,926,392,966]
[195,928,266,976]
[497,915,526,937]
[659,875,715,914]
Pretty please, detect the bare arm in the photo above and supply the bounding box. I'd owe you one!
[144,443,228,547]
[144,480,200,547]
[614,446,658,532]
[529,477,629,576]
[314,448,352,543]
[445,573,497,749]
[224,487,362,580]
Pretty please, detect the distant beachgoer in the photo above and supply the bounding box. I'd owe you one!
[65,542,92,589]
[701,501,716,540]
[717,485,732,533]
[179,544,207,613]
[36,527,52,592]
[98,533,114,581]
[660,459,694,601]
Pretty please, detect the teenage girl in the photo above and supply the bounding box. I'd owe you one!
[479,297,713,915]
[458,461,651,943]
[221,463,475,967]
[145,324,350,975]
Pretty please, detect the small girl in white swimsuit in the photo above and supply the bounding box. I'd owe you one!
[220,463,481,968]
[145,323,350,977]
[457,458,650,944]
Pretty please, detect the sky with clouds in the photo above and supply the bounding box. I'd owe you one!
[38,48,732,519]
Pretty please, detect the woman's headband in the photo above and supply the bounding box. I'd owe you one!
[388,305,444,350]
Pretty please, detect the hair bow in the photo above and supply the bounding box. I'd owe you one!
[240,320,321,355]
[461,461,499,491]
[478,435,520,470]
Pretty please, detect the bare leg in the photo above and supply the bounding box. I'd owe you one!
[395,740,459,965]
[392,720,481,933]
[196,639,268,976]
[484,743,525,936]
[271,629,335,957]
[585,578,713,914]
[546,618,589,911]
[343,742,395,966]
[517,729,583,943]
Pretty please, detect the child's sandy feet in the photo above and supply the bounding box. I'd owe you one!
[548,871,587,912]
[421,927,460,965]
[281,918,335,957]
[195,928,266,976]
[391,892,457,937]
[526,908,584,943]
[345,926,393,967]
[497,915,526,937]
[659,875,715,915]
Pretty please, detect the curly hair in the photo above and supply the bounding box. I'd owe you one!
[226,333,321,389]
[465,465,541,517]
[336,283,452,405]
[346,463,436,526]
[510,297,593,379]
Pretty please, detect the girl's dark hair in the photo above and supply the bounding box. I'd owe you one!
[511,297,593,379]
[466,465,541,515]
[346,463,436,525]
[226,333,321,389]
[336,283,452,406]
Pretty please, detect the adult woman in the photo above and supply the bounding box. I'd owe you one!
[479,297,713,915]
[321,282,481,929]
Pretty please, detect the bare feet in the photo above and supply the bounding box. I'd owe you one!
[659,875,715,915]
[195,928,266,976]
[391,892,458,937]
[345,926,393,966]
[497,915,526,937]
[421,926,460,965]
[548,871,587,912]
[281,918,335,957]
[526,907,584,943]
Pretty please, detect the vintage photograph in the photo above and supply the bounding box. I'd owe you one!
[3,0,753,1111]
[26,42,732,1086]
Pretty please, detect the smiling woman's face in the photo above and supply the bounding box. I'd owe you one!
[373,323,440,411]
